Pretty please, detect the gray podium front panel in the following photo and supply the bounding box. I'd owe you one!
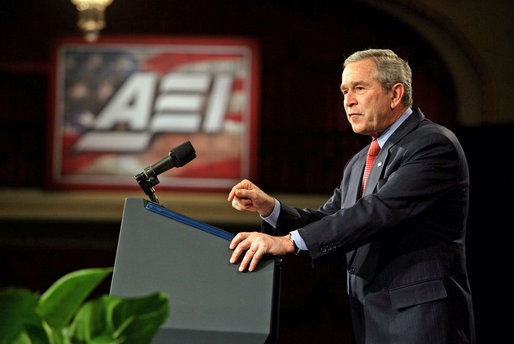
[110,198,280,343]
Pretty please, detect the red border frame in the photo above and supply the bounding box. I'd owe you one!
[45,35,260,192]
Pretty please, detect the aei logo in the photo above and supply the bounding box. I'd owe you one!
[74,72,235,152]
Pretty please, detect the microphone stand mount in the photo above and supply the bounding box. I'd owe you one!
[134,166,161,205]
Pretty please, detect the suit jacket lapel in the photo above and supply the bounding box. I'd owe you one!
[349,150,367,202]
[362,108,426,196]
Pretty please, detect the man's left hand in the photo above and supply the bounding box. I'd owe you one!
[229,232,294,272]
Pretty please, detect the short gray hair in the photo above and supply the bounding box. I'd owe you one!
[344,49,413,107]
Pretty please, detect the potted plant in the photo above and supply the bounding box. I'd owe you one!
[0,267,168,344]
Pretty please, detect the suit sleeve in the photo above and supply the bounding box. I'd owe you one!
[261,186,343,236]
[297,128,468,260]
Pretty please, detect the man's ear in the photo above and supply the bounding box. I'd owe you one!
[390,83,405,109]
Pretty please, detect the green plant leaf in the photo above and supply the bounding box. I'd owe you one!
[64,296,121,343]
[23,323,50,344]
[110,292,169,343]
[0,288,43,343]
[41,320,66,344]
[67,292,168,344]
[10,331,33,344]
[36,267,113,330]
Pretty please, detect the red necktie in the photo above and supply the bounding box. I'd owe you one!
[362,140,381,195]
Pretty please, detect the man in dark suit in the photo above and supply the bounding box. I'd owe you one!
[228,49,475,343]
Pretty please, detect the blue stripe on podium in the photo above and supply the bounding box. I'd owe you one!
[145,201,235,241]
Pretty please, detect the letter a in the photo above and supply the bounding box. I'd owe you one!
[94,72,157,130]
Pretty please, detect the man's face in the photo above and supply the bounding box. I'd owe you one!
[340,59,398,137]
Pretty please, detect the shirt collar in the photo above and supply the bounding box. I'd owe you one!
[375,107,413,148]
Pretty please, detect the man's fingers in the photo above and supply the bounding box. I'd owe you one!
[229,232,256,270]
[248,247,265,272]
[230,243,246,264]
[238,248,255,271]
[227,183,240,201]
[230,243,252,267]
[238,245,265,272]
[230,249,241,264]
[231,196,254,211]
[234,188,254,199]
[229,232,246,250]
[230,232,255,264]
[227,179,254,201]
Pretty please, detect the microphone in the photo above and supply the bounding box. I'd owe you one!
[134,141,196,204]
[146,141,196,177]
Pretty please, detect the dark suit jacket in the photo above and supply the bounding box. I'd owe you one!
[263,109,475,343]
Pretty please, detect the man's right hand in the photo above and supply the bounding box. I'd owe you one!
[227,179,275,217]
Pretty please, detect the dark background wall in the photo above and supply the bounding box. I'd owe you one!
[1,0,513,343]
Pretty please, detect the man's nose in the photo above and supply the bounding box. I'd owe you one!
[344,91,357,108]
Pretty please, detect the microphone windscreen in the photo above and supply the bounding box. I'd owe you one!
[171,141,196,167]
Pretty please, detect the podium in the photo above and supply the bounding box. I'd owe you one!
[110,198,280,343]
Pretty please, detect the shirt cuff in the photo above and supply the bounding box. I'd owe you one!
[260,199,280,228]
[290,230,307,251]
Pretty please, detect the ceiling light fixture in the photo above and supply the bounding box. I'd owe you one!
[70,0,114,42]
